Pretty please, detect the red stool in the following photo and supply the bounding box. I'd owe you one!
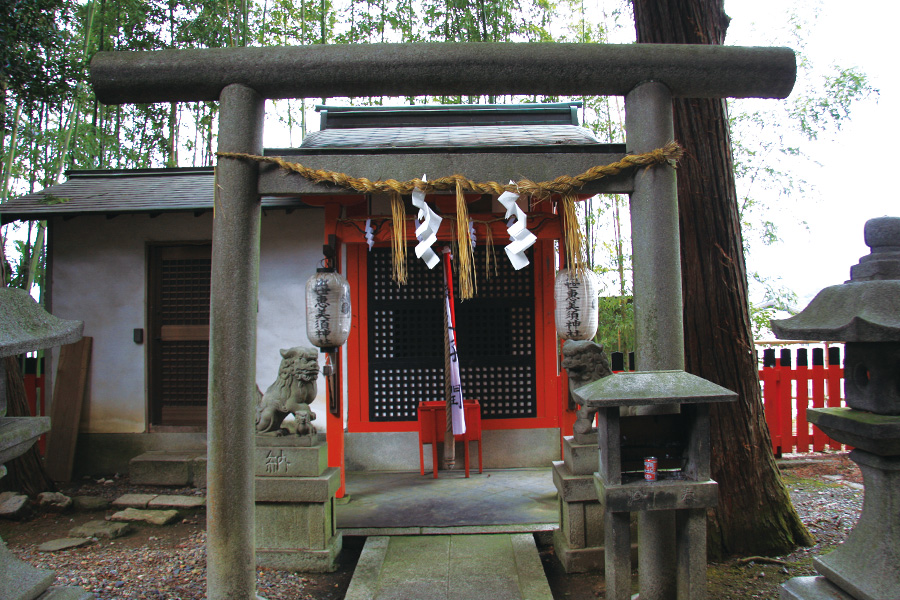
[417,400,483,478]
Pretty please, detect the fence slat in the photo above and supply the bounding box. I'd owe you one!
[760,348,780,454]
[810,348,827,452]
[795,349,810,453]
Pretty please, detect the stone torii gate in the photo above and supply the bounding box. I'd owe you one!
[90,42,795,600]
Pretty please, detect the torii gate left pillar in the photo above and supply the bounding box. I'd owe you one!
[207,83,264,599]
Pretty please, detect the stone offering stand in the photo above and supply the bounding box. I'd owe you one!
[774,216,900,600]
[575,370,736,600]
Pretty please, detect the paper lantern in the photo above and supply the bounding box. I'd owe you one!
[554,269,599,341]
[306,269,352,351]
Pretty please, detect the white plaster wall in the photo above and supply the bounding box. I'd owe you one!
[256,208,328,429]
[49,207,326,434]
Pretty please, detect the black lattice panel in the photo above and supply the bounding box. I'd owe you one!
[160,258,212,325]
[368,246,537,422]
[461,365,536,418]
[371,367,444,420]
[160,340,209,407]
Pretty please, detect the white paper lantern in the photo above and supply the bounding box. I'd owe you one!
[306,270,352,351]
[554,268,599,341]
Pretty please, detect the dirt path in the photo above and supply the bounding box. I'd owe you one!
[1,452,861,599]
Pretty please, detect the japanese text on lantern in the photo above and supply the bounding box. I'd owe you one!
[565,275,582,339]
[313,277,332,342]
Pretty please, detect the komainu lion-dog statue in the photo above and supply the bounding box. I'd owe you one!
[561,340,612,444]
[256,346,319,438]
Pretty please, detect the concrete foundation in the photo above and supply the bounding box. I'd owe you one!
[345,428,560,472]
[255,436,342,572]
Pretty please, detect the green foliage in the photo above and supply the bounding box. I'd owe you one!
[595,294,633,355]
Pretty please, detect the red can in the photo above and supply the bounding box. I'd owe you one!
[644,457,658,482]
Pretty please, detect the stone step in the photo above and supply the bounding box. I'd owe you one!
[345,534,553,600]
[129,451,206,487]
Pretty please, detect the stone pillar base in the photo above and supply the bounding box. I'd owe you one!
[255,437,342,573]
[257,531,342,573]
[552,437,607,574]
[552,527,605,572]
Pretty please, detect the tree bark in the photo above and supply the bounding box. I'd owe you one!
[1,356,57,497]
[632,0,813,557]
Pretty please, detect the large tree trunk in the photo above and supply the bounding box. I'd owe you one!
[632,0,813,557]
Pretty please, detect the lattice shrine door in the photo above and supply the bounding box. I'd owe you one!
[346,241,559,436]
[148,243,212,427]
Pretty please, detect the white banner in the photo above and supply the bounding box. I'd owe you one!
[442,247,466,436]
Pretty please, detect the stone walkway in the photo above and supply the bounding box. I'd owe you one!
[338,468,558,534]
[345,534,553,600]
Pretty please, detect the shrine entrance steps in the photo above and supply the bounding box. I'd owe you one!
[345,534,554,600]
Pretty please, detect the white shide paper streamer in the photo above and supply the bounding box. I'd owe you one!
[364,218,375,251]
[411,175,442,269]
[498,185,537,270]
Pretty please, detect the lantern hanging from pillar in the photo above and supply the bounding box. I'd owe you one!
[306,268,352,352]
[554,268,599,341]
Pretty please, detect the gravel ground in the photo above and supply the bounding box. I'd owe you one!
[1,452,863,600]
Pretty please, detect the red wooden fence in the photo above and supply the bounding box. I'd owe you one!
[758,346,846,455]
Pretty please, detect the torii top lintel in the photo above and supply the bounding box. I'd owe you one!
[90,42,796,105]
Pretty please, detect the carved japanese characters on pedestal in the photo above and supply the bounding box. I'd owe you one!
[256,347,319,440]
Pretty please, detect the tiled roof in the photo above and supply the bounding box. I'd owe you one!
[300,124,601,150]
[0,168,305,222]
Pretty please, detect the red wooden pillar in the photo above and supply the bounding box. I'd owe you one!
[323,202,346,498]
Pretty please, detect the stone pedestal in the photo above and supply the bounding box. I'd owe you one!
[552,435,606,572]
[254,436,342,572]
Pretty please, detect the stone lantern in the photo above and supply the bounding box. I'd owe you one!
[773,217,900,600]
[0,287,88,600]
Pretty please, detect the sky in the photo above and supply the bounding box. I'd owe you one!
[724,0,898,306]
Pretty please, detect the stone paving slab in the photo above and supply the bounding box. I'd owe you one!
[38,538,92,552]
[112,493,157,509]
[344,534,553,600]
[70,520,132,539]
[147,495,206,509]
[110,508,180,525]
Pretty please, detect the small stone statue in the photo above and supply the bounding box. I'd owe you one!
[256,347,319,442]
[561,340,613,444]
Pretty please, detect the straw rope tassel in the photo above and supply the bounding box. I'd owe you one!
[455,180,476,300]
[216,142,682,197]
[562,194,586,276]
[483,223,498,280]
[390,192,407,285]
